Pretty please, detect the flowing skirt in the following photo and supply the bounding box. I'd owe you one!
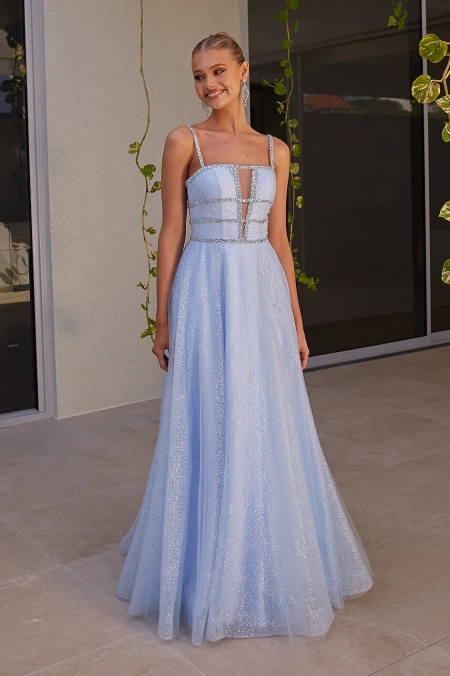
[116,238,373,646]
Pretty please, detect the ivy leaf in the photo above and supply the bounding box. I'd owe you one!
[290,132,299,143]
[411,74,440,103]
[290,162,300,174]
[141,329,151,339]
[436,95,450,113]
[146,226,157,235]
[262,78,270,86]
[128,141,141,154]
[276,10,288,22]
[288,118,299,127]
[442,123,450,143]
[442,259,450,285]
[279,59,288,67]
[291,176,301,190]
[387,15,397,27]
[151,180,161,192]
[296,195,304,208]
[140,164,156,178]
[439,201,450,221]
[284,68,294,77]
[292,143,301,157]
[294,19,299,32]
[274,81,288,96]
[288,0,299,9]
[419,33,448,63]
[282,39,293,50]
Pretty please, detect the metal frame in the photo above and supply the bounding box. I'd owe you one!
[242,0,449,370]
[0,0,56,428]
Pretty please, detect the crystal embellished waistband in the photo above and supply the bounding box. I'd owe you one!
[189,236,268,243]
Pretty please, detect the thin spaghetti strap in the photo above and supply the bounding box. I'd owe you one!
[186,125,205,168]
[268,134,275,170]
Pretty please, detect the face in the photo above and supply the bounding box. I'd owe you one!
[192,48,249,110]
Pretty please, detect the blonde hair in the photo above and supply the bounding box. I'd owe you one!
[192,31,245,66]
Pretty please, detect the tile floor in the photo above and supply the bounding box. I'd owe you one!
[1,345,450,675]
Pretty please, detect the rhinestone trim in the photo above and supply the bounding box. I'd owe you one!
[185,163,274,187]
[242,167,259,241]
[187,197,272,207]
[189,236,268,243]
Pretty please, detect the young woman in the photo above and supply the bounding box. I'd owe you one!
[117,31,373,647]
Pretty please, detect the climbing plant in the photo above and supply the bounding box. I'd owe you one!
[128,0,161,341]
[411,33,450,284]
[262,0,318,290]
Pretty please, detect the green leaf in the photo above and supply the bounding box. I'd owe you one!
[419,33,448,63]
[290,162,300,174]
[141,329,151,339]
[282,39,293,50]
[276,10,288,22]
[140,164,156,178]
[288,0,299,9]
[442,259,450,285]
[294,19,299,32]
[128,141,141,154]
[274,82,288,96]
[436,95,450,113]
[280,59,288,67]
[411,74,440,104]
[291,143,301,157]
[146,226,157,234]
[296,195,304,208]
[262,78,270,86]
[442,123,450,143]
[288,118,299,127]
[387,15,397,27]
[284,68,294,77]
[439,201,450,221]
[150,180,161,192]
[290,132,299,143]
[291,176,301,190]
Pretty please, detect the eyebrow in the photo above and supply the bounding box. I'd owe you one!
[193,63,227,74]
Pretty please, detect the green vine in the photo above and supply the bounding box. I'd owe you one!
[128,0,161,340]
[411,34,450,284]
[262,0,318,291]
[387,1,407,30]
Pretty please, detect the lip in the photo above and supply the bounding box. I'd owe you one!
[205,89,225,100]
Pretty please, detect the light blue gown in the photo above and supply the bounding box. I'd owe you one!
[116,124,373,646]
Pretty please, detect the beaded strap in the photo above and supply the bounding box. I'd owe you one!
[268,134,275,170]
[186,125,205,167]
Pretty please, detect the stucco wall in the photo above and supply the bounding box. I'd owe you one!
[43,0,242,418]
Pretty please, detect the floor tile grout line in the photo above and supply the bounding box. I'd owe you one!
[345,603,431,648]
[0,476,141,522]
[365,519,450,552]
[21,631,147,676]
[366,642,450,675]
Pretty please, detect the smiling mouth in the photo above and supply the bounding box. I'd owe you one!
[206,89,225,100]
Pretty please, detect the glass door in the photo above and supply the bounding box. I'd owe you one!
[0,1,38,413]
[427,2,450,333]
[249,0,426,357]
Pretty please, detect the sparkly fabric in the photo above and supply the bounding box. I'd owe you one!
[116,125,374,646]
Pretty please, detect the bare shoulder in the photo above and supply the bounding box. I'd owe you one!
[163,125,195,164]
[272,135,290,163]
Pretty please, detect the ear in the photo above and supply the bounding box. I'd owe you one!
[241,61,250,80]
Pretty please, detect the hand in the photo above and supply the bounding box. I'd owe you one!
[297,329,310,370]
[152,324,170,372]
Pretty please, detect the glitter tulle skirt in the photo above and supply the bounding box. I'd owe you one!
[116,238,374,646]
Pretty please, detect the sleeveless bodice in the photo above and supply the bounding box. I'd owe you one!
[185,125,276,243]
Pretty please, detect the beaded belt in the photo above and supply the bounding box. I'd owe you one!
[189,235,268,243]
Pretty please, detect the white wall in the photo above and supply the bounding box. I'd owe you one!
[42,0,242,418]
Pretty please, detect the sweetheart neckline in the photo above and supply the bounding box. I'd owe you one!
[185,163,275,187]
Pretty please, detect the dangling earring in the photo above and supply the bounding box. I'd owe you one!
[241,79,249,107]
[201,101,210,117]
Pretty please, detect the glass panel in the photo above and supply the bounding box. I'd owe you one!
[428,4,450,333]
[249,0,426,356]
[0,2,38,413]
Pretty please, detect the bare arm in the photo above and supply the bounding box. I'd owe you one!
[267,137,309,369]
[153,126,192,370]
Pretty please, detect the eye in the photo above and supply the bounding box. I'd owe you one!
[194,75,204,81]
[214,69,225,75]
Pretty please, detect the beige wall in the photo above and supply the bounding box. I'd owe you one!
[43,0,242,418]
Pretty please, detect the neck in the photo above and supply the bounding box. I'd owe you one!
[204,99,250,133]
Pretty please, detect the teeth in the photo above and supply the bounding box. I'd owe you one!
[207,90,224,98]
